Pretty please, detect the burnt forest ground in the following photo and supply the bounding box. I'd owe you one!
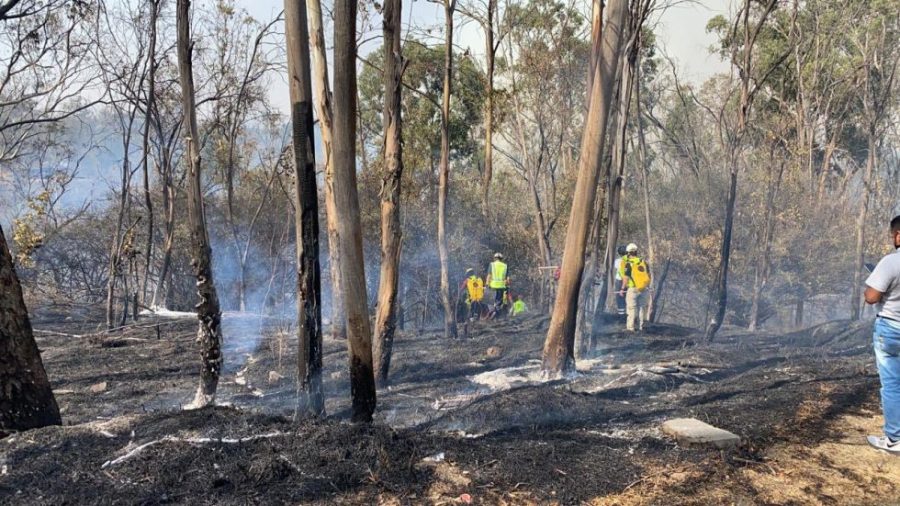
[1,304,899,505]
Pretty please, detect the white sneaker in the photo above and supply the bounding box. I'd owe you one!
[867,435,900,454]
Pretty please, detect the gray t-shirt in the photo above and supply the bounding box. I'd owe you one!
[865,249,900,320]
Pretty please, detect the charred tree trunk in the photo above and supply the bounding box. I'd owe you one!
[437,0,458,339]
[373,0,404,387]
[333,0,376,422]
[705,168,737,341]
[285,0,324,417]
[575,180,607,355]
[480,0,496,218]
[648,258,669,323]
[151,155,176,310]
[704,0,777,342]
[140,0,159,305]
[542,0,627,377]
[307,0,345,341]
[177,0,224,409]
[794,297,804,327]
[0,224,61,433]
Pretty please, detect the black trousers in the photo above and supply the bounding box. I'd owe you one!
[494,288,507,305]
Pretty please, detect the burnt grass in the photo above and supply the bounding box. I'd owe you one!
[0,306,883,504]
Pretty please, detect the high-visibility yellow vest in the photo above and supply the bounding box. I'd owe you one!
[489,261,508,289]
[511,299,526,315]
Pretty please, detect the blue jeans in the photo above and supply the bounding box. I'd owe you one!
[874,317,900,440]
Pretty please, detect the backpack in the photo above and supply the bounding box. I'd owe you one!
[467,276,484,302]
[627,257,651,291]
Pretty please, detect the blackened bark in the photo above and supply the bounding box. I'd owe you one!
[0,224,61,433]
[177,0,224,408]
[285,0,324,417]
[333,0,376,422]
[373,0,404,387]
[705,170,737,341]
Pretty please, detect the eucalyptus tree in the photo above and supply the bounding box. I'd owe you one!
[542,0,628,376]
[177,0,225,409]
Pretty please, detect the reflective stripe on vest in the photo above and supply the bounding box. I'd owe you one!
[489,261,507,289]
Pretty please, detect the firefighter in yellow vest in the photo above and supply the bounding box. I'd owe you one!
[464,268,485,320]
[486,252,509,315]
[619,243,651,331]
[510,295,527,316]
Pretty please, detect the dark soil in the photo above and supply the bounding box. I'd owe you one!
[1,308,893,505]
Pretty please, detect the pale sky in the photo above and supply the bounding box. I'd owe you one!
[233,0,733,115]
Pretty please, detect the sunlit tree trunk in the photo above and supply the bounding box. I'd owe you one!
[373,0,404,387]
[542,0,628,377]
[177,0,224,409]
[333,0,376,421]
[0,224,61,433]
[307,0,345,341]
[437,0,458,339]
[285,0,324,417]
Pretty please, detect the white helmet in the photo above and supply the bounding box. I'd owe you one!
[626,243,638,253]
[494,252,503,259]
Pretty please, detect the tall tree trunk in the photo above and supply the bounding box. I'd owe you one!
[705,166,738,341]
[648,258,669,322]
[0,224,61,433]
[285,0,324,417]
[748,159,783,331]
[530,183,553,266]
[437,0,458,339]
[575,181,607,356]
[140,0,159,306]
[635,40,656,316]
[704,0,776,342]
[542,0,627,377]
[593,45,635,330]
[177,0,224,409]
[106,117,136,329]
[480,0,495,217]
[151,153,175,309]
[373,0,404,387]
[333,0,376,422]
[307,0,345,341]
[586,0,604,104]
[851,133,876,321]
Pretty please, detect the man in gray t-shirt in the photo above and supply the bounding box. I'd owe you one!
[865,251,900,320]
[863,215,900,454]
